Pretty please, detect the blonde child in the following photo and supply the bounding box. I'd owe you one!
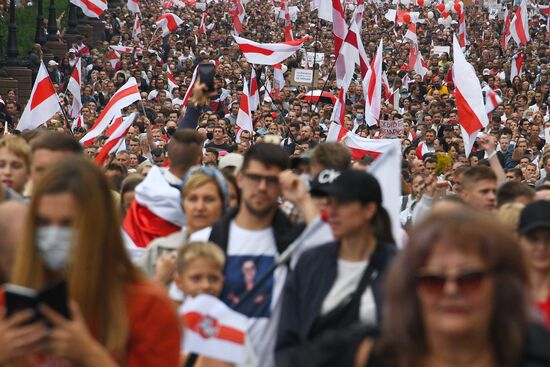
[175,242,232,367]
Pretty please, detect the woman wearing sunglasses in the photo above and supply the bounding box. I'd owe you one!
[0,157,180,366]
[357,209,550,367]
[276,170,397,365]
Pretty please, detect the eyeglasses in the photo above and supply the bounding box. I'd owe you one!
[243,173,279,187]
[416,269,488,297]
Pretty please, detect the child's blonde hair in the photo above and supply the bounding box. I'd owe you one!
[176,241,225,273]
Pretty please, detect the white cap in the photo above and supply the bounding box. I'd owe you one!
[48,60,58,66]
[218,153,244,173]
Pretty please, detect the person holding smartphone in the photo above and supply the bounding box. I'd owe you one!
[1,157,180,366]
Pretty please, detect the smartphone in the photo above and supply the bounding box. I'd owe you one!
[198,64,216,93]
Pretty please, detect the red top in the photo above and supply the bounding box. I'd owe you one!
[0,281,181,367]
[535,291,550,330]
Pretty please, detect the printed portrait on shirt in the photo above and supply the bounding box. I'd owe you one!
[222,255,274,318]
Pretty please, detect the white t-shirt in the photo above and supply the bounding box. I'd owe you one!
[190,221,286,367]
[321,259,377,326]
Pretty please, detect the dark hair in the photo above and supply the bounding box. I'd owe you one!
[167,129,204,171]
[31,131,83,154]
[241,143,289,172]
[497,182,535,207]
[462,166,497,189]
[381,209,529,367]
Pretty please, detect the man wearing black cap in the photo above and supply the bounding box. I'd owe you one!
[518,200,550,328]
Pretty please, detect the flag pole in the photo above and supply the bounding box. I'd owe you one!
[252,65,298,145]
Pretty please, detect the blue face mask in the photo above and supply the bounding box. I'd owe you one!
[356,113,364,121]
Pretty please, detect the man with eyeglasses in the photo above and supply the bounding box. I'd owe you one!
[190,143,310,367]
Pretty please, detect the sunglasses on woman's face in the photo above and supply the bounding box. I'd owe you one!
[416,269,489,297]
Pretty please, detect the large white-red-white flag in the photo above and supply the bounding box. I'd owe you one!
[70,0,106,18]
[457,10,467,47]
[233,35,310,65]
[67,57,82,118]
[123,166,184,250]
[510,53,523,80]
[16,62,61,131]
[80,77,141,146]
[95,113,138,165]
[155,13,184,37]
[127,0,140,13]
[363,39,383,126]
[452,35,488,156]
[510,0,529,45]
[404,22,418,45]
[180,294,247,364]
[235,77,253,142]
[249,68,260,112]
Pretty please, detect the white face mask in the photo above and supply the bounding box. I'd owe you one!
[35,226,73,271]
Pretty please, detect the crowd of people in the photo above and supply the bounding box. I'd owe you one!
[0,0,550,365]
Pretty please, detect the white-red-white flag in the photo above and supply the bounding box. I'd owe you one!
[198,12,208,34]
[408,43,429,78]
[74,42,90,57]
[458,10,468,47]
[80,77,141,146]
[71,114,83,131]
[281,0,293,41]
[404,22,418,45]
[166,69,179,93]
[233,35,309,65]
[236,77,253,142]
[181,65,198,111]
[229,0,245,34]
[249,68,260,112]
[272,64,285,100]
[510,0,529,45]
[180,295,247,364]
[127,0,140,13]
[155,13,183,37]
[363,39,383,126]
[95,113,138,165]
[336,2,365,89]
[482,85,503,115]
[502,8,511,50]
[132,15,142,38]
[452,35,488,157]
[16,62,61,131]
[67,57,82,118]
[123,166,184,249]
[332,0,346,56]
[70,0,106,18]
[107,48,121,69]
[510,53,523,80]
[318,0,332,21]
[329,87,347,125]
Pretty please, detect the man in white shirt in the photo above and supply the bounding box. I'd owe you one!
[191,143,309,367]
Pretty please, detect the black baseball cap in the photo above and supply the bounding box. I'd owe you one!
[518,200,550,235]
[310,169,342,197]
[317,169,382,205]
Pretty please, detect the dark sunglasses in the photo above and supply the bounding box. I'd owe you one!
[243,173,279,186]
[416,270,488,297]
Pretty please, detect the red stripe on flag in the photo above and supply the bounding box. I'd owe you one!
[183,312,246,345]
[349,147,382,161]
[81,0,104,16]
[238,43,275,56]
[30,77,56,110]
[70,64,80,85]
[91,84,140,129]
[455,88,484,135]
[123,201,181,248]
